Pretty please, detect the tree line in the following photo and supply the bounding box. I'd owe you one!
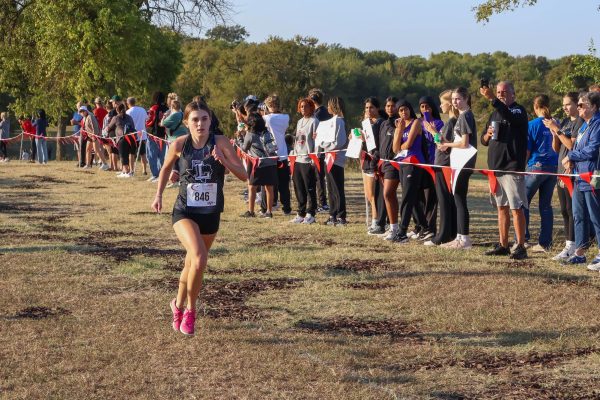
[173,29,600,133]
[1,1,599,143]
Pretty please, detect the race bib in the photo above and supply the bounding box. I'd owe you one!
[187,183,217,207]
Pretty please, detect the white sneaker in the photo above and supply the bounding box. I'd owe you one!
[441,238,472,250]
[290,215,304,223]
[459,236,473,249]
[303,215,315,224]
[423,240,437,246]
[150,177,159,183]
[146,176,157,182]
[384,230,399,241]
[552,242,576,261]
[587,255,600,271]
[117,172,131,178]
[100,163,110,171]
[530,244,549,253]
[407,230,418,239]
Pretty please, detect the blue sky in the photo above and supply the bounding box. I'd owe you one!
[220,0,599,59]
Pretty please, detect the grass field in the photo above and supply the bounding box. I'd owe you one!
[1,160,600,399]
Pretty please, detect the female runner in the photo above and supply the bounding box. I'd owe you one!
[152,101,248,336]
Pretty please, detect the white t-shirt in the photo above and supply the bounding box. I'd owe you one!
[263,113,290,160]
[127,106,148,139]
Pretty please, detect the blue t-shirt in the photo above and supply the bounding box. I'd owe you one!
[72,112,83,134]
[527,117,558,168]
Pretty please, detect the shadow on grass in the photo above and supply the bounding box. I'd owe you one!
[199,277,304,320]
[383,344,600,374]
[426,329,565,347]
[342,373,413,386]
[294,316,424,341]
[1,306,71,320]
[0,244,84,253]
[429,392,468,400]
[379,268,597,289]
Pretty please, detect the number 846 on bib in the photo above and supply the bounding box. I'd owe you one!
[187,183,217,207]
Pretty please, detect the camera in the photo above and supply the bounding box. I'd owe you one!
[480,77,490,89]
[230,100,240,110]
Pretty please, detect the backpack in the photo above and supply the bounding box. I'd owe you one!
[261,130,279,157]
[124,117,136,135]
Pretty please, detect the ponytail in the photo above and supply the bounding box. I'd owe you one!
[533,94,551,119]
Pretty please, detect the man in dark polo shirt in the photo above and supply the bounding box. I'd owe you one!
[480,81,529,260]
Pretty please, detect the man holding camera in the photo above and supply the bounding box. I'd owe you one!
[480,81,529,260]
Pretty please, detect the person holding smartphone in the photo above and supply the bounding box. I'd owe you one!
[480,81,529,260]
[543,92,584,261]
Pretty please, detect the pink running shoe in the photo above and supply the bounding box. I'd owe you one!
[170,298,183,332]
[180,309,196,336]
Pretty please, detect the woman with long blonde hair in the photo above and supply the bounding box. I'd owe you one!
[422,90,459,245]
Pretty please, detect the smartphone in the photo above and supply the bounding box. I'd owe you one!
[480,78,490,89]
[423,111,432,122]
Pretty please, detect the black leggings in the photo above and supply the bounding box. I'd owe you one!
[326,164,346,220]
[375,177,388,227]
[0,142,6,158]
[30,138,36,160]
[79,135,87,166]
[413,172,437,233]
[292,162,317,217]
[315,157,328,207]
[433,168,457,244]
[261,161,292,214]
[557,184,574,242]
[454,170,472,235]
[118,138,136,166]
[400,165,426,234]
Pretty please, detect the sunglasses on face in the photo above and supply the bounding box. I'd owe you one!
[577,103,589,108]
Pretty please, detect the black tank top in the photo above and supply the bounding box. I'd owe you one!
[174,134,225,214]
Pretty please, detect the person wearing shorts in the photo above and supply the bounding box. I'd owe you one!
[480,81,529,260]
[152,101,247,336]
[378,97,400,236]
[360,97,384,234]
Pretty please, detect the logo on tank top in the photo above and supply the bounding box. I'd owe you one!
[191,160,213,182]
